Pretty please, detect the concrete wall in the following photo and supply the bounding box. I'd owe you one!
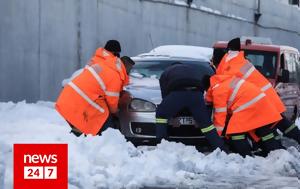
[0,145,5,189]
[0,0,299,102]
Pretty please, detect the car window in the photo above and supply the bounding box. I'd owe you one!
[130,60,212,79]
[244,50,277,79]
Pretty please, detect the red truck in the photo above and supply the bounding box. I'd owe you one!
[213,37,300,121]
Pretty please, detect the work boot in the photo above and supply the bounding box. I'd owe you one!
[284,127,300,144]
[229,134,252,157]
[261,138,285,152]
[277,118,300,144]
[70,129,82,137]
[257,130,286,156]
[201,125,229,153]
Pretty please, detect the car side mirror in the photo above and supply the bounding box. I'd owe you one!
[280,69,290,83]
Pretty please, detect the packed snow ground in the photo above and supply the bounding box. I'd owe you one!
[0,101,300,189]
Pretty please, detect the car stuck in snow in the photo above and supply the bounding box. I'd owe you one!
[116,45,215,146]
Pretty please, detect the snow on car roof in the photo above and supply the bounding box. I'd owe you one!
[135,45,213,61]
[63,45,213,87]
[280,45,299,53]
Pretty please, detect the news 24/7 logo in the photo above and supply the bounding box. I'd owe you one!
[14,144,68,189]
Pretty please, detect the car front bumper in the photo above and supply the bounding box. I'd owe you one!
[118,111,208,146]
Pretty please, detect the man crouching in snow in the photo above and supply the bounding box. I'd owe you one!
[55,40,134,136]
[203,74,285,157]
[155,62,229,153]
[209,37,300,154]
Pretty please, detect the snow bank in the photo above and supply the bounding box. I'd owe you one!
[0,101,299,188]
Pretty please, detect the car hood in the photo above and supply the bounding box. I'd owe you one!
[125,77,162,104]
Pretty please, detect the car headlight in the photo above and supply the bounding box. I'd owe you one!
[129,98,156,112]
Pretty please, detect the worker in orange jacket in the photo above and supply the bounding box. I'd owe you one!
[55,40,135,136]
[203,74,284,157]
[207,38,300,145]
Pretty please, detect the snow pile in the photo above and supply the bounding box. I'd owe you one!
[0,101,299,188]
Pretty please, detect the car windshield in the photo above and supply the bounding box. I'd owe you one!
[244,50,278,79]
[130,60,212,79]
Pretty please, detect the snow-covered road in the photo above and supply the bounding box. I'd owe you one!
[0,101,299,189]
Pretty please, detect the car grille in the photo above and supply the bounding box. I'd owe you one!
[130,122,203,137]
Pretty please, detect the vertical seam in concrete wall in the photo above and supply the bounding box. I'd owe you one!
[253,0,260,36]
[76,0,82,68]
[185,6,190,44]
[38,0,41,100]
[96,0,101,46]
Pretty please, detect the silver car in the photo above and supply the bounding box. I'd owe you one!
[116,54,215,146]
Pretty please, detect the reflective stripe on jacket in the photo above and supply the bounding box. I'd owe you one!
[55,48,128,135]
[210,74,282,135]
[207,51,286,114]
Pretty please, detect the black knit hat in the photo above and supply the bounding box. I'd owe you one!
[227,37,241,51]
[213,48,226,66]
[104,40,121,53]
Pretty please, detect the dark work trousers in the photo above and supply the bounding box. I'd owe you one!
[228,133,252,157]
[155,91,228,152]
[68,114,113,137]
[276,116,300,144]
[255,125,285,154]
[229,124,285,157]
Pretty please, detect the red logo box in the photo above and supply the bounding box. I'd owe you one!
[14,144,68,189]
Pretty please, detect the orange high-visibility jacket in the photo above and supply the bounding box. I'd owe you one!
[55,48,128,135]
[206,51,286,114]
[210,74,282,135]
[218,51,285,113]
